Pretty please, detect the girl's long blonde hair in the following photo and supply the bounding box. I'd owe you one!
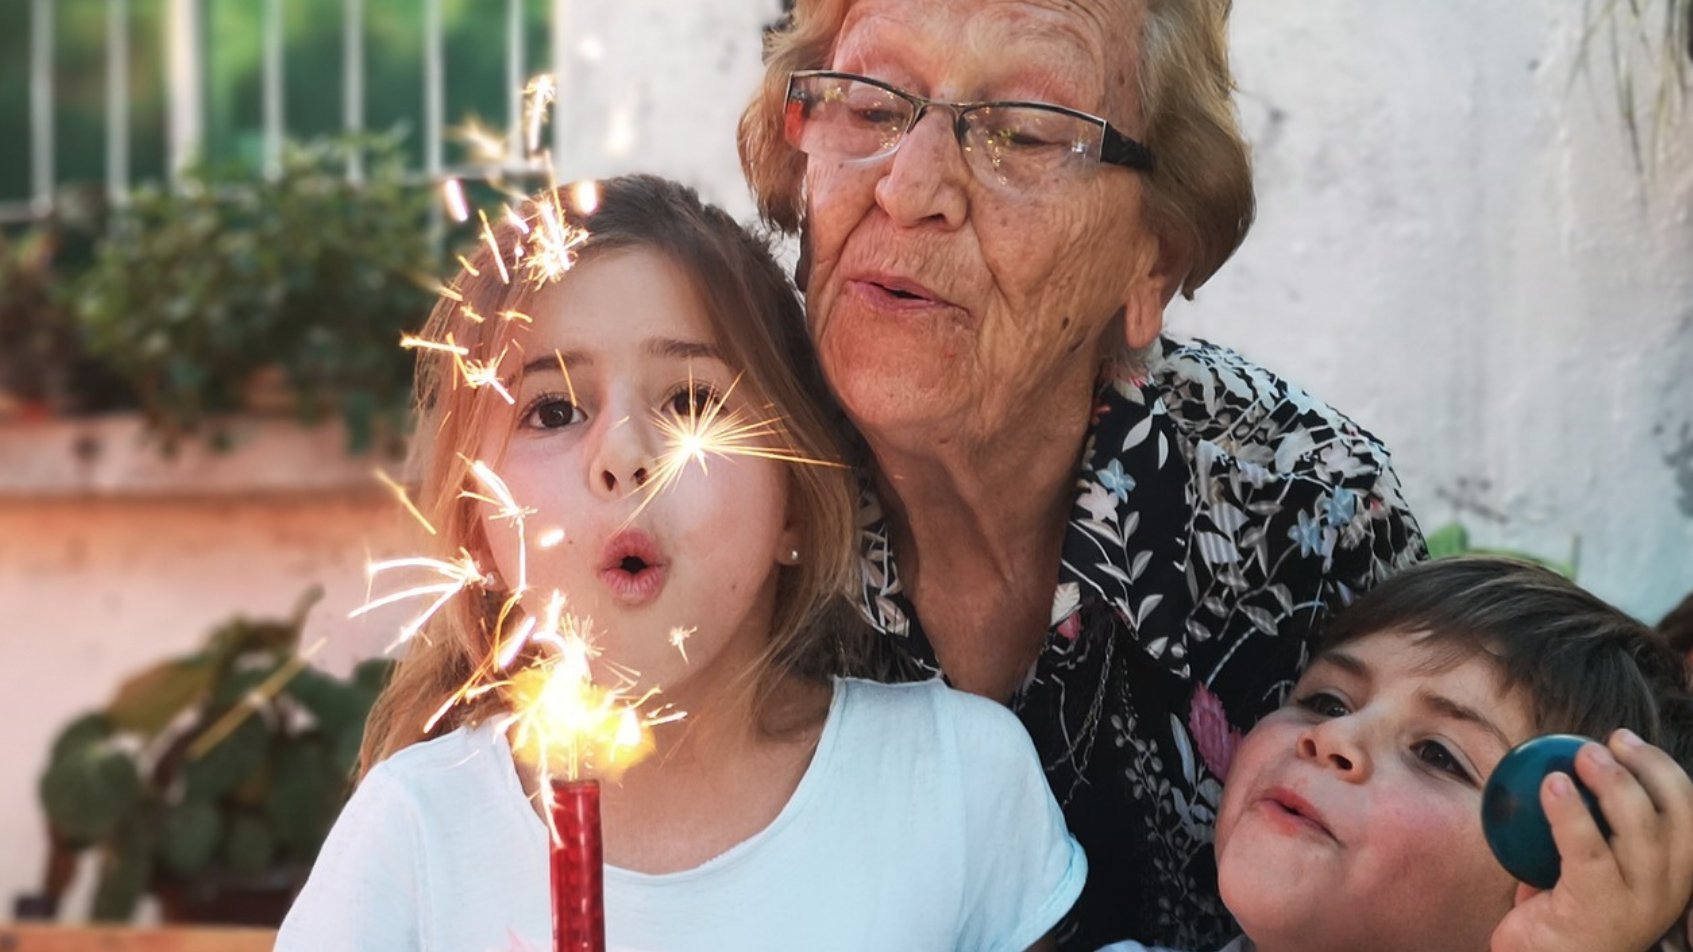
[359,175,868,778]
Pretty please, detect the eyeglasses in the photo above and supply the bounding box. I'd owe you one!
[782,70,1155,190]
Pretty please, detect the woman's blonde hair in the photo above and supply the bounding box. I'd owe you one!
[738,0,1254,298]
[359,174,868,776]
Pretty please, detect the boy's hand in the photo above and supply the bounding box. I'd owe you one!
[1492,730,1693,952]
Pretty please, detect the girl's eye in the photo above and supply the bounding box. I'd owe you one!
[667,384,723,418]
[1295,691,1350,719]
[523,396,584,430]
[1414,740,1474,783]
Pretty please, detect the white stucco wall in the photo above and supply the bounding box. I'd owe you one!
[3,0,1690,919]
[1186,2,1693,623]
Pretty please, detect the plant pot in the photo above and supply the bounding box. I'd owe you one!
[155,867,306,927]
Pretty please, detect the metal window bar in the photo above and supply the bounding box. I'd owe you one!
[6,0,554,225]
[30,0,53,217]
[107,0,131,206]
[263,0,285,180]
[344,0,364,182]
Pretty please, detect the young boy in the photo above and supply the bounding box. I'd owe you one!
[1105,557,1693,952]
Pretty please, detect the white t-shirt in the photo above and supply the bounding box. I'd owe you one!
[277,677,1086,952]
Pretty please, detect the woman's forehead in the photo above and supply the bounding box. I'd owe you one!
[834,0,1138,105]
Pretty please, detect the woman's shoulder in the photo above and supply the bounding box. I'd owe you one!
[1137,335,1395,477]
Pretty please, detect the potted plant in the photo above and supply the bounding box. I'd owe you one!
[35,590,391,924]
[71,134,440,453]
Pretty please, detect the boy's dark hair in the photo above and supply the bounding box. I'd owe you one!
[1320,557,1693,775]
[1661,591,1693,657]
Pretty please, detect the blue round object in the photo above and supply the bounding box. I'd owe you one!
[1482,734,1611,890]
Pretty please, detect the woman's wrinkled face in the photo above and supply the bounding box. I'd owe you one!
[802,0,1164,454]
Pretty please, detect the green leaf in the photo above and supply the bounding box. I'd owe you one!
[106,658,213,738]
[40,730,142,845]
[91,823,152,922]
[222,813,277,876]
[1424,522,1471,559]
[183,716,270,802]
[266,740,345,859]
[156,799,222,877]
[284,667,365,736]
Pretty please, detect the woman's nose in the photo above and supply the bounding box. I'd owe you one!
[874,108,969,230]
[1296,719,1372,782]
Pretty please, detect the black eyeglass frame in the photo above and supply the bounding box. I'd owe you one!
[785,69,1156,173]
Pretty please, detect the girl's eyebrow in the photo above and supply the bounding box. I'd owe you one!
[520,350,590,377]
[646,337,720,361]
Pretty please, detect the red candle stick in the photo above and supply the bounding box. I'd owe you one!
[549,778,605,952]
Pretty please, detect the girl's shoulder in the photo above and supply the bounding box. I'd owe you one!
[357,721,520,812]
[833,677,1042,775]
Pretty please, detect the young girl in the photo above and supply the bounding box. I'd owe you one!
[276,175,1084,951]
[1101,557,1693,952]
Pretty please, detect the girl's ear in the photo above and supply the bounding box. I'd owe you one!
[776,525,804,566]
[776,495,805,565]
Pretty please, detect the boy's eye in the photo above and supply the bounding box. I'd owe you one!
[1414,740,1474,783]
[1296,691,1350,719]
[667,384,723,418]
[523,396,584,429]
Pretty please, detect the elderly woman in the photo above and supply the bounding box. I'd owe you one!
[738,1,1420,949]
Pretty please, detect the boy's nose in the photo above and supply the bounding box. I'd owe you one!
[1297,721,1372,782]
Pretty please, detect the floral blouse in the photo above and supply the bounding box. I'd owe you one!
[853,337,1425,950]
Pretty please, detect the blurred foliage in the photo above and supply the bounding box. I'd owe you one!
[72,134,438,452]
[0,194,135,416]
[1425,522,1580,579]
[1577,0,1691,174]
[38,589,393,923]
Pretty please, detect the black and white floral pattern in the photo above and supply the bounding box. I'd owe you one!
[854,337,1424,950]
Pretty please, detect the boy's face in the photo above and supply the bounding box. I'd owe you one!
[1214,629,1537,952]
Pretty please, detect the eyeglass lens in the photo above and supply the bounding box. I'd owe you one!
[785,74,1106,188]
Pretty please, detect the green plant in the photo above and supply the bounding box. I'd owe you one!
[1424,522,1581,579]
[38,590,392,922]
[0,198,135,416]
[73,134,439,452]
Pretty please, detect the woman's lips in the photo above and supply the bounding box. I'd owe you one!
[598,530,667,607]
[845,274,963,317]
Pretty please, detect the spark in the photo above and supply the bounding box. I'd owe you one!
[455,254,482,277]
[523,73,557,156]
[373,468,436,535]
[456,345,516,405]
[668,626,695,663]
[569,179,600,216]
[479,209,511,285]
[463,458,535,592]
[523,190,591,287]
[442,178,470,222]
[351,549,489,649]
[622,371,843,528]
[456,117,510,164]
[537,527,566,549]
[400,333,469,357]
